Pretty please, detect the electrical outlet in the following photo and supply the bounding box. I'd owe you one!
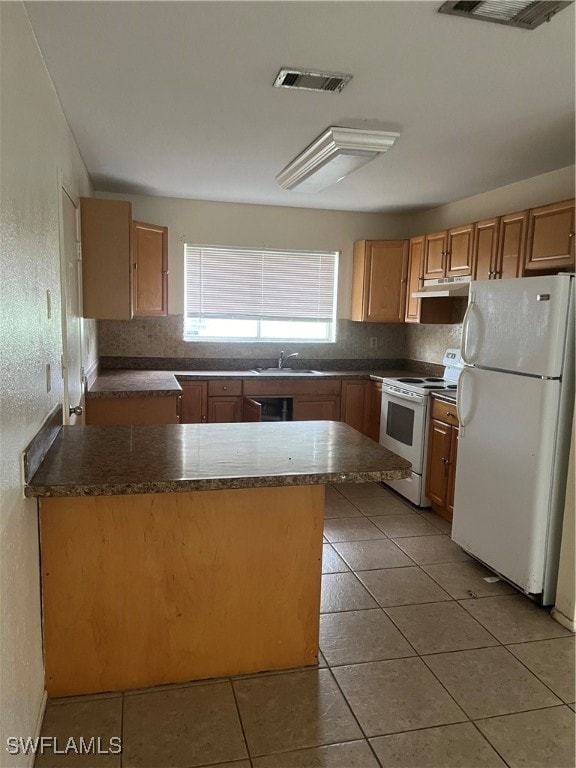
[46,363,51,393]
[369,337,378,348]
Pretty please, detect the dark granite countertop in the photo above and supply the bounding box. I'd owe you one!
[25,421,411,497]
[87,368,414,398]
[87,370,183,398]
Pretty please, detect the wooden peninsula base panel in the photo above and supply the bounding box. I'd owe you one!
[40,485,324,697]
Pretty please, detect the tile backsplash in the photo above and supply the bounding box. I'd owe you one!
[98,317,407,360]
[97,315,461,369]
[404,323,463,365]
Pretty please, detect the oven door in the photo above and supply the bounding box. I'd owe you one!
[379,386,428,474]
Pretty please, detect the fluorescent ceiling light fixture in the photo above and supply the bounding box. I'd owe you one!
[276,127,400,193]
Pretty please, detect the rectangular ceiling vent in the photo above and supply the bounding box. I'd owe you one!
[273,68,352,93]
[438,0,573,28]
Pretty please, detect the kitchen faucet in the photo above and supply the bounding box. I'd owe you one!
[278,350,299,369]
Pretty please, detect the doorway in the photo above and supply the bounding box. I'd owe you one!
[59,182,84,425]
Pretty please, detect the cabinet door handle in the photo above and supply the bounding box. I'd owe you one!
[569,232,575,238]
[223,386,228,391]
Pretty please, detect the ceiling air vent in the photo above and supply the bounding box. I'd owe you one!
[273,68,352,93]
[438,0,573,28]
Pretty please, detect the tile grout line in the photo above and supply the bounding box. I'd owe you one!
[321,552,479,744]
[495,646,570,704]
[467,719,514,768]
[322,665,386,768]
[345,559,495,735]
[229,678,254,767]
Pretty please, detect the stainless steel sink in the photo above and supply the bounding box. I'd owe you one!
[250,368,324,375]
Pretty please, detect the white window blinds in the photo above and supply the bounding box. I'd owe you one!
[184,245,338,323]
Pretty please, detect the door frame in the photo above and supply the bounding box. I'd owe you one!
[57,169,85,425]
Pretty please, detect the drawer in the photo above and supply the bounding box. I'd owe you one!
[207,379,242,396]
[431,398,458,427]
[243,378,341,397]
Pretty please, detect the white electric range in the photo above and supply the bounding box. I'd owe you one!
[378,349,463,507]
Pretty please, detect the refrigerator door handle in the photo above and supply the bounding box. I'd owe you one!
[456,366,471,434]
[461,293,476,364]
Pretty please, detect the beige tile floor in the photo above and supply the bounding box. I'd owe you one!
[36,483,575,768]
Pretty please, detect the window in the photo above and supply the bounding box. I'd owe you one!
[184,245,338,342]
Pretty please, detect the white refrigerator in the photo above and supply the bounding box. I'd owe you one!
[452,273,574,606]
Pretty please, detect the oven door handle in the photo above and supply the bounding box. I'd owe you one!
[383,388,426,406]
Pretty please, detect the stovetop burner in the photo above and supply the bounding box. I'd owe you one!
[381,349,464,396]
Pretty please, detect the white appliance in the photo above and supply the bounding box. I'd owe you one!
[453,274,575,606]
[379,350,464,507]
[412,275,471,298]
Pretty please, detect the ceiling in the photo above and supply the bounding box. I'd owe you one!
[25,1,575,213]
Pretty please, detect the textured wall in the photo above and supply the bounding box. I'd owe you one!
[406,165,575,236]
[97,317,406,361]
[0,4,92,762]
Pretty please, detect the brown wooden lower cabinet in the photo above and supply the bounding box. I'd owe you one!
[425,399,459,522]
[340,379,382,440]
[178,381,208,423]
[293,395,340,421]
[208,396,242,423]
[85,395,180,425]
[341,380,371,433]
[105,376,384,430]
[39,485,324,696]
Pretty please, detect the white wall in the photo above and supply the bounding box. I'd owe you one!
[404,165,575,235]
[0,4,91,763]
[97,192,407,319]
[553,417,575,630]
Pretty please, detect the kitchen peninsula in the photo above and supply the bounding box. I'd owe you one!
[26,420,410,697]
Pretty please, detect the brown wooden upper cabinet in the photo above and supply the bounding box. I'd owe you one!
[80,197,133,319]
[473,217,500,281]
[405,236,424,323]
[80,198,168,320]
[132,221,168,316]
[423,225,473,279]
[497,210,528,280]
[524,199,575,273]
[351,240,409,323]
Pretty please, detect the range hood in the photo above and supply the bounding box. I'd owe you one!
[412,276,471,298]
